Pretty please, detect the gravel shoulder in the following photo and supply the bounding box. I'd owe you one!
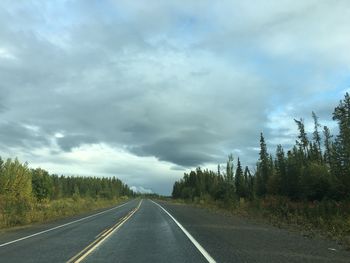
[160,201,350,263]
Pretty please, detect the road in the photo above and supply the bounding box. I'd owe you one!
[0,199,349,262]
[0,199,139,263]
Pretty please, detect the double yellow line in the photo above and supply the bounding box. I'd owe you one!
[67,199,143,263]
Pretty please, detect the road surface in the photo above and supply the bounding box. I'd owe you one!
[0,199,349,262]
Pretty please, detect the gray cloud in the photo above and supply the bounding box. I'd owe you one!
[0,1,349,194]
[0,122,48,149]
[57,135,97,152]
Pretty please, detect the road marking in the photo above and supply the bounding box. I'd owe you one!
[0,200,133,248]
[94,228,108,239]
[150,200,216,263]
[67,199,143,263]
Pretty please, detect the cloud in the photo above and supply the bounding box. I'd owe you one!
[0,122,48,149]
[57,135,97,152]
[0,1,349,194]
[130,186,153,194]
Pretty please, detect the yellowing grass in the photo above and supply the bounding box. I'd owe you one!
[0,196,129,229]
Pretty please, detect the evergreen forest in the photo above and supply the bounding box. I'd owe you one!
[173,93,350,202]
[172,93,350,242]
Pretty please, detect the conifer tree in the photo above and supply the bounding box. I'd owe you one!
[332,92,350,196]
[243,166,249,197]
[323,126,333,167]
[285,149,301,199]
[225,154,234,183]
[275,144,286,195]
[257,133,270,196]
[312,112,322,162]
[294,118,309,159]
[235,158,244,197]
[333,93,350,172]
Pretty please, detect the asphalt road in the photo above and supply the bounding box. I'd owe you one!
[1,199,349,263]
[0,199,140,263]
[83,199,210,263]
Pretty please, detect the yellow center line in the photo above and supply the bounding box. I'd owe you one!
[66,199,143,263]
[94,228,109,239]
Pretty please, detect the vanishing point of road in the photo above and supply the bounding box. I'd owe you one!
[0,199,349,262]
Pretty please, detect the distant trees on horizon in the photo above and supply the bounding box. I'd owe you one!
[0,158,133,226]
[172,92,350,202]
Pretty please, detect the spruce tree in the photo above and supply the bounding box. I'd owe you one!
[312,112,322,162]
[332,92,350,181]
[294,118,309,159]
[275,144,286,195]
[323,126,333,168]
[235,158,243,197]
[225,154,234,183]
[285,149,301,199]
[257,133,270,196]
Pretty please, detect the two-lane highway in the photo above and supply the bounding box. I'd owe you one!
[0,199,214,263]
[82,199,212,263]
[2,199,349,262]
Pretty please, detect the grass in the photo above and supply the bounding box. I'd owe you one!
[0,196,130,229]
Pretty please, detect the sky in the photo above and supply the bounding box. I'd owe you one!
[0,1,350,195]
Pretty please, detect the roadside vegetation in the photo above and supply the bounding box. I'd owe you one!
[172,92,350,248]
[0,159,133,229]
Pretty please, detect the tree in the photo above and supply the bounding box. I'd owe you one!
[333,93,350,174]
[256,133,270,196]
[0,158,32,225]
[32,168,53,201]
[235,158,244,197]
[225,154,234,183]
[294,118,309,159]
[285,149,301,200]
[311,112,323,163]
[172,92,350,202]
[323,126,333,167]
[244,166,254,199]
[332,92,350,197]
[275,145,286,188]
[300,162,330,200]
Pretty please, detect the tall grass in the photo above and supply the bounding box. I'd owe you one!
[0,196,129,229]
[255,197,350,245]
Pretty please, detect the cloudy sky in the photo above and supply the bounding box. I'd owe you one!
[0,1,349,195]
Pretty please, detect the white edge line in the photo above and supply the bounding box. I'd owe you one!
[0,200,133,248]
[150,200,216,263]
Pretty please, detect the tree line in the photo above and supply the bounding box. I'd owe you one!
[172,92,350,202]
[0,158,133,225]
